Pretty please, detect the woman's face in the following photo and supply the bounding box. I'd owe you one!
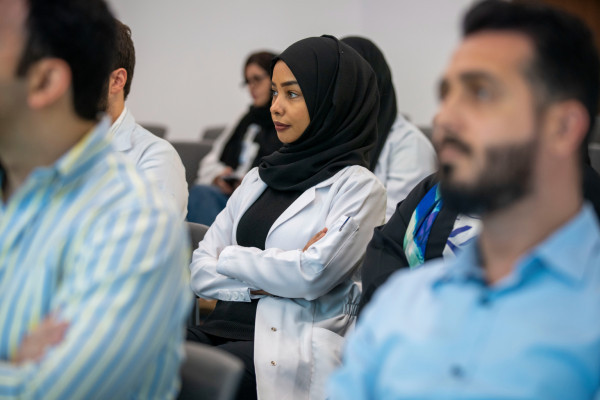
[270,60,310,144]
[245,63,271,107]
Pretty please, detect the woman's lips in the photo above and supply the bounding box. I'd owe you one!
[274,121,290,132]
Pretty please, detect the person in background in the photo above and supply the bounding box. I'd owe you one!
[342,36,437,221]
[0,0,191,397]
[100,19,188,218]
[357,116,482,315]
[329,1,600,398]
[188,36,385,400]
[187,50,282,225]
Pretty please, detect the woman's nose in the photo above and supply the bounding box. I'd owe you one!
[270,95,283,116]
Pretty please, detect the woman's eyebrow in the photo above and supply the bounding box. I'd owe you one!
[271,80,298,87]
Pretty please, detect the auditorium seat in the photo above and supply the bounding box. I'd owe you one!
[170,141,213,187]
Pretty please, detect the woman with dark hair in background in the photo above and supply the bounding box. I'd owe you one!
[187,51,282,225]
[188,36,386,399]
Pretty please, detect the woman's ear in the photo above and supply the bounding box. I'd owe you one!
[26,58,71,110]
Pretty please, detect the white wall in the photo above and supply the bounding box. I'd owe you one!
[107,0,473,140]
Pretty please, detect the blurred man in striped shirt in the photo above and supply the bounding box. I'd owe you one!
[0,0,191,398]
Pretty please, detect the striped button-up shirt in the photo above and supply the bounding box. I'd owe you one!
[0,120,191,399]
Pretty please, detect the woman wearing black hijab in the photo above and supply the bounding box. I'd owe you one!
[342,36,437,221]
[187,51,283,225]
[189,36,386,400]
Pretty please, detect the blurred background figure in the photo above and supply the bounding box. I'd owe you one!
[187,51,282,225]
[342,36,437,221]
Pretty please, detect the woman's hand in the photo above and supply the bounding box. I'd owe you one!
[303,227,328,252]
[250,290,271,296]
[213,167,237,195]
[249,228,328,297]
[12,316,69,365]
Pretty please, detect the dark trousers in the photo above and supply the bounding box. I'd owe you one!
[186,327,257,400]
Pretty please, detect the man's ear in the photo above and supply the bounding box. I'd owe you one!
[27,58,71,110]
[544,100,589,158]
[108,68,127,95]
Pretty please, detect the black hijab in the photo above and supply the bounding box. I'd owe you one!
[342,36,398,171]
[258,35,380,191]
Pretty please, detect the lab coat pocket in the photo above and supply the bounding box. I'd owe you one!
[309,327,345,399]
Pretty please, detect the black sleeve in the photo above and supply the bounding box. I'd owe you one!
[358,173,438,317]
[583,164,600,219]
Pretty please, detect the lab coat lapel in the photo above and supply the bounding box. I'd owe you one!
[267,174,338,238]
[111,109,135,152]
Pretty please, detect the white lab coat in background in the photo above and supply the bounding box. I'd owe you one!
[110,108,188,218]
[196,116,261,185]
[374,115,437,221]
[190,165,386,400]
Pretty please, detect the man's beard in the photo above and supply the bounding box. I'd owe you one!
[439,137,538,216]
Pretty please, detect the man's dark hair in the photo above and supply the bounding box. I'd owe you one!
[244,51,276,76]
[464,0,600,158]
[17,0,116,121]
[112,20,136,100]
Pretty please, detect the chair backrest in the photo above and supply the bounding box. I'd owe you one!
[186,222,209,327]
[170,141,213,187]
[590,143,600,174]
[178,342,244,400]
[140,123,168,139]
[201,125,227,142]
[187,222,209,251]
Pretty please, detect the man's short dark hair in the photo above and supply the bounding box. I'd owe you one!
[17,0,116,121]
[112,20,136,100]
[463,0,600,155]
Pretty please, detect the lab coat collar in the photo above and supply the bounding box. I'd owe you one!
[109,107,135,152]
[234,169,343,243]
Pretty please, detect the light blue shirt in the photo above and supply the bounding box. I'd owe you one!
[0,120,191,399]
[329,204,600,399]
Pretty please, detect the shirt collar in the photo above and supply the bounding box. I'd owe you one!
[108,107,134,152]
[433,204,600,288]
[53,116,112,179]
[532,203,600,283]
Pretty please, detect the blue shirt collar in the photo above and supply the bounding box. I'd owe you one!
[0,118,110,198]
[434,204,600,287]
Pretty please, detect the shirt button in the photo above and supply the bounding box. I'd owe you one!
[450,365,465,379]
[271,361,277,366]
[271,327,277,332]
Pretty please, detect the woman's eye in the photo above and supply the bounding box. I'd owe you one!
[288,91,299,99]
[271,89,278,97]
[472,85,492,101]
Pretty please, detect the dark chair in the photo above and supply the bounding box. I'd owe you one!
[186,222,209,327]
[590,143,600,174]
[201,125,227,142]
[140,123,168,139]
[178,342,244,400]
[170,141,213,187]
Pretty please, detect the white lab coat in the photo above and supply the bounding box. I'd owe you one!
[373,115,437,221]
[110,108,188,218]
[190,165,386,400]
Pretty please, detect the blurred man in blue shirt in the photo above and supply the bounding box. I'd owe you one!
[329,1,600,399]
